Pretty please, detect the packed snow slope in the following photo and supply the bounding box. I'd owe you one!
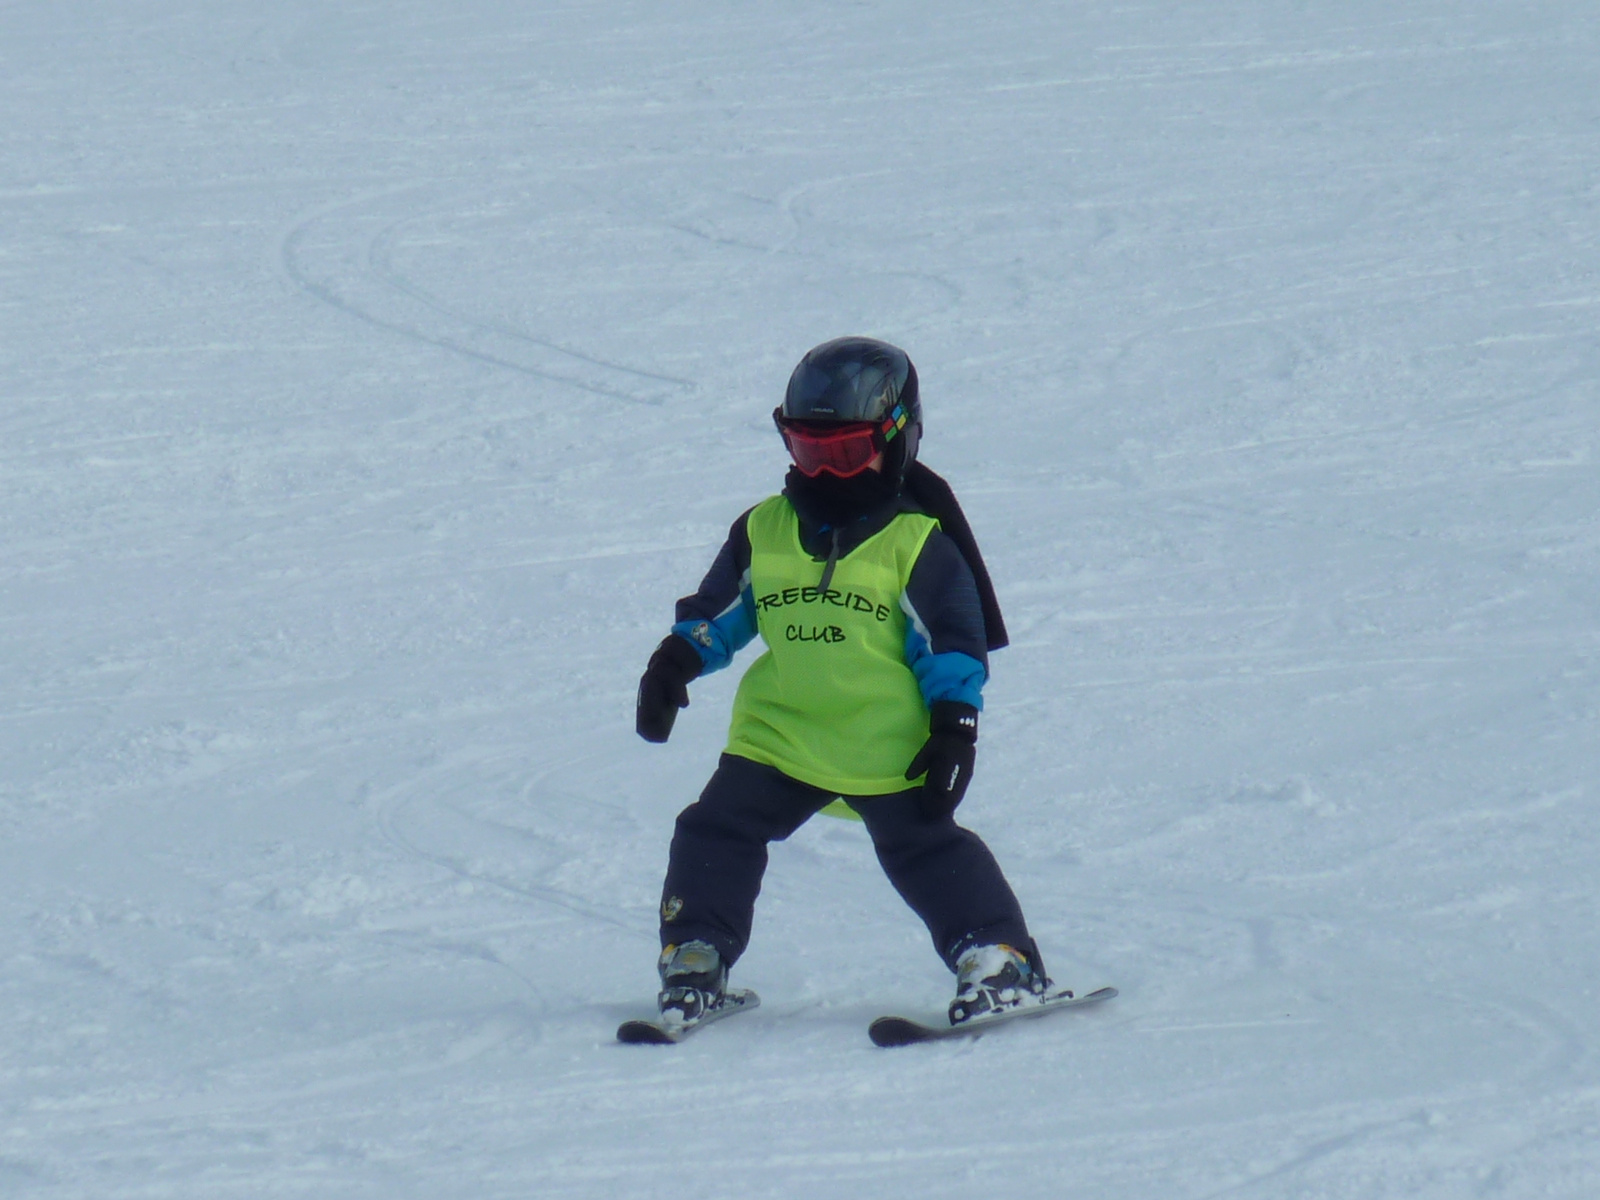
[3,2,1598,1196]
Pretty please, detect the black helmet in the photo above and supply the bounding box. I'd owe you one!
[777,336,922,486]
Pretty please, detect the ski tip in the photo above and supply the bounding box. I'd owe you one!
[616,1019,680,1045]
[868,1016,931,1048]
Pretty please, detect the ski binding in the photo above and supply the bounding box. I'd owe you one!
[616,989,760,1044]
[869,985,1117,1047]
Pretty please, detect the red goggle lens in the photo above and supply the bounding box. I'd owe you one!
[777,418,883,478]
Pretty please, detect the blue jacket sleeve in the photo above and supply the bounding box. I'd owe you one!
[670,509,758,674]
[901,529,991,711]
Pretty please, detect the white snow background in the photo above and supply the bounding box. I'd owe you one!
[3,2,1598,1196]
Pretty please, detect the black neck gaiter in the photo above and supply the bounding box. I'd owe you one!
[783,466,900,529]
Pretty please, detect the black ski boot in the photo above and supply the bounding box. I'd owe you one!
[657,940,728,1028]
[948,943,1051,1025]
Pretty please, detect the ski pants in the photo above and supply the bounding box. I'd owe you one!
[659,753,1034,972]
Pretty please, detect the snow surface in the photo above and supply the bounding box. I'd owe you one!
[4,2,1598,1196]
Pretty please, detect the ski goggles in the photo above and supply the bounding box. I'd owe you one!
[774,402,911,478]
[774,414,883,478]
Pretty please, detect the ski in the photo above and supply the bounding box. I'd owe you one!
[868,985,1117,1047]
[616,989,760,1044]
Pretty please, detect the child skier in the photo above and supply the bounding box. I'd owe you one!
[635,336,1050,1029]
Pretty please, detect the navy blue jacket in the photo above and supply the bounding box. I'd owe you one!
[670,492,992,711]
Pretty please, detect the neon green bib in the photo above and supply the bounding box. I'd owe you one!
[726,495,939,796]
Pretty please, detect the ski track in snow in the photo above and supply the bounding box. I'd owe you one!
[279,184,694,407]
[3,1,1599,1197]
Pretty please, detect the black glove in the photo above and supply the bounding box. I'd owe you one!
[636,635,703,743]
[904,701,979,818]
